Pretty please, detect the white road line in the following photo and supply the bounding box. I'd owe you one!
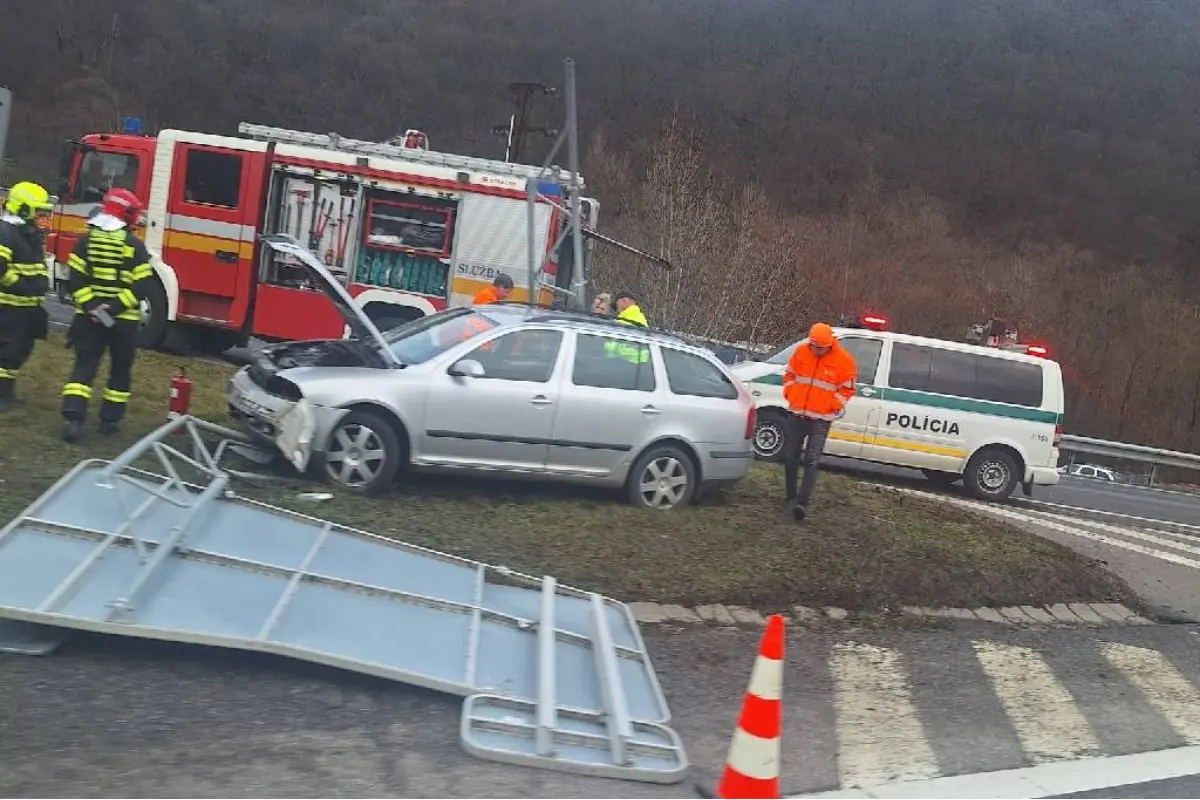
[1102,642,1200,745]
[897,487,1200,571]
[1034,511,1200,558]
[972,641,1102,764]
[1020,498,1200,532]
[829,643,939,788]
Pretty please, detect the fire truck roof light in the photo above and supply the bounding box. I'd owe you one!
[1026,344,1048,357]
[861,315,888,331]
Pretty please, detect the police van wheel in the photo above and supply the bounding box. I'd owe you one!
[752,410,789,462]
[964,448,1020,501]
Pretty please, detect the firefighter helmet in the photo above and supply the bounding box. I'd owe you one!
[4,181,53,222]
[99,188,144,225]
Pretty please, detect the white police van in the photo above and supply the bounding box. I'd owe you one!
[729,316,1064,501]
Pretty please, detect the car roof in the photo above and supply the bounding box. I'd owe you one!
[476,302,708,353]
[831,327,1059,368]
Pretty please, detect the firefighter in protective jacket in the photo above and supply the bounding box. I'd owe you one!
[60,188,154,442]
[0,181,53,412]
[781,322,857,522]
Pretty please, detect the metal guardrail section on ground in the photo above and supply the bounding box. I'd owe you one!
[0,416,686,784]
[1059,434,1200,472]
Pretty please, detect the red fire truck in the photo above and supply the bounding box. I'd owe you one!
[46,121,598,352]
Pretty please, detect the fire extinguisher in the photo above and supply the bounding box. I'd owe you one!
[168,366,192,421]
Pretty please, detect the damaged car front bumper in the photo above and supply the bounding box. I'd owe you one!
[226,366,349,473]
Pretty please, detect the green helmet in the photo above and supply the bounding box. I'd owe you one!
[4,181,53,221]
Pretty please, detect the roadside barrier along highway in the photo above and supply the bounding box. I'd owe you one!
[1059,434,1200,478]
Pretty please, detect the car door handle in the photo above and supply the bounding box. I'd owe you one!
[640,405,662,415]
[859,386,876,397]
[215,249,239,263]
[530,395,554,406]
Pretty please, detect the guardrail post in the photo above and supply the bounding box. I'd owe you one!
[1150,463,1158,487]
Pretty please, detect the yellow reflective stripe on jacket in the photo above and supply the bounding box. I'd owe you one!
[0,293,44,307]
[0,269,18,288]
[0,244,11,262]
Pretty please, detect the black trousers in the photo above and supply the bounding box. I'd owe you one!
[783,413,832,507]
[0,306,48,398]
[62,317,138,424]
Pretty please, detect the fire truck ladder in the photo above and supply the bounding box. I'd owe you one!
[0,416,687,784]
[237,122,580,187]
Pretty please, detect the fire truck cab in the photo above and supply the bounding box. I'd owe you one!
[47,120,597,353]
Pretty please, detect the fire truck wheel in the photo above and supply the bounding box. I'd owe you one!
[136,277,169,351]
[321,409,403,496]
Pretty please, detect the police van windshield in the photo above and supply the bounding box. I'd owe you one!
[381,308,500,365]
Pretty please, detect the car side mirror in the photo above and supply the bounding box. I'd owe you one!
[448,359,486,379]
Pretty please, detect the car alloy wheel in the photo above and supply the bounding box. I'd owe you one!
[325,422,388,488]
[638,455,690,509]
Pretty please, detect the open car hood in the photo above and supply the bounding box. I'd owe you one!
[260,235,399,367]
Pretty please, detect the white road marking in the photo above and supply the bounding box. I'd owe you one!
[1020,498,1200,532]
[1034,510,1200,557]
[972,641,1102,764]
[895,487,1200,571]
[1102,642,1200,745]
[829,643,939,788]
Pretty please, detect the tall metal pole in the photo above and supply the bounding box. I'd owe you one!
[526,177,538,308]
[564,59,587,311]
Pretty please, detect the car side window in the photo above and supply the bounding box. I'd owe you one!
[888,343,933,391]
[572,333,656,392]
[661,348,738,399]
[463,329,563,383]
[837,337,883,384]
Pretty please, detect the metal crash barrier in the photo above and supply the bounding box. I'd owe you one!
[0,416,687,784]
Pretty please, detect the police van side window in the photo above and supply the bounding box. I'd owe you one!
[837,337,883,384]
[974,357,1043,407]
[887,343,934,391]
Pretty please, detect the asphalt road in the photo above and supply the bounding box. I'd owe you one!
[3,624,1199,798]
[1051,774,1200,798]
[821,456,1200,529]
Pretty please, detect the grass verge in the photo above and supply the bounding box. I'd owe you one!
[0,331,1138,613]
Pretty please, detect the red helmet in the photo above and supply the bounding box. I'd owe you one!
[99,188,144,224]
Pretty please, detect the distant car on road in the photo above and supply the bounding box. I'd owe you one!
[1058,463,1118,482]
[227,236,756,508]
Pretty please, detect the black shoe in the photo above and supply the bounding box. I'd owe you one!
[61,419,84,443]
[98,421,120,436]
[792,503,808,523]
[782,493,797,511]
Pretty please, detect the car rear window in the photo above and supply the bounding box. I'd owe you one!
[661,348,738,399]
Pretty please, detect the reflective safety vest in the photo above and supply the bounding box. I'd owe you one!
[782,338,857,422]
[0,216,49,309]
[604,303,650,364]
[67,226,154,322]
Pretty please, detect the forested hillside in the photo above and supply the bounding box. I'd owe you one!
[4,0,1200,450]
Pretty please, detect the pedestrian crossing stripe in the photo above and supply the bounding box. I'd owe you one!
[770,634,1200,794]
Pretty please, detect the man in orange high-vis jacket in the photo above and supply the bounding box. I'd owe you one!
[471,273,514,305]
[781,322,857,522]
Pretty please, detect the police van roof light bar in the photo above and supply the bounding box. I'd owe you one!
[861,315,888,331]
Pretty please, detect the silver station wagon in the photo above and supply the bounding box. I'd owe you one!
[226,236,756,509]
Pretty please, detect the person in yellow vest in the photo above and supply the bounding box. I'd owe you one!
[604,291,650,364]
[0,181,53,412]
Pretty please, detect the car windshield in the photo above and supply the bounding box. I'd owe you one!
[764,340,800,365]
[378,307,500,365]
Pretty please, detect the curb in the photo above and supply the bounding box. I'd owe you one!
[628,601,1157,629]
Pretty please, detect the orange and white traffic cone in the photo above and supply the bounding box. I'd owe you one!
[711,614,785,799]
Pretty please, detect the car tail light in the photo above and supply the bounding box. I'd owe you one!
[861,314,888,331]
[745,406,757,440]
[1026,344,1049,357]
[1053,423,1062,447]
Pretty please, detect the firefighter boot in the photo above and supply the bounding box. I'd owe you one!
[0,378,20,412]
[61,419,84,444]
